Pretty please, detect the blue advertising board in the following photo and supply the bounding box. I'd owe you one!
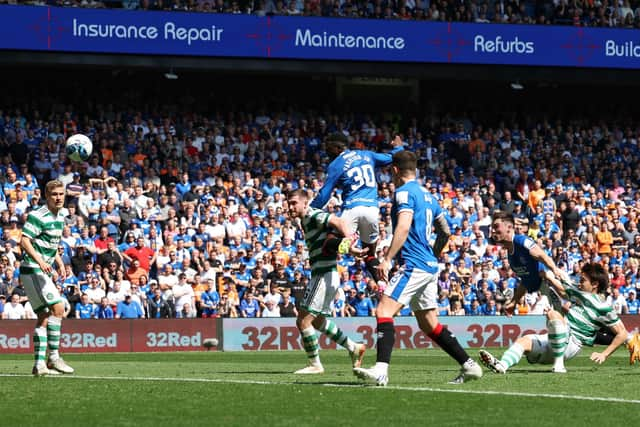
[1,5,640,69]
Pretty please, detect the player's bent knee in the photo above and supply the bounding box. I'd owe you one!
[50,303,65,318]
[311,315,326,330]
[296,310,316,329]
[516,335,534,352]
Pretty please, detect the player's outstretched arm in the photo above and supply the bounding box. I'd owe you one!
[591,322,628,364]
[310,163,341,209]
[529,243,566,282]
[542,269,568,299]
[371,135,405,166]
[327,215,353,241]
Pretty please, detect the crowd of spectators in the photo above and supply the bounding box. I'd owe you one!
[1,91,640,321]
[5,0,640,28]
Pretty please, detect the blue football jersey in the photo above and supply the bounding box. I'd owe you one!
[392,180,442,273]
[507,234,543,292]
[311,147,402,210]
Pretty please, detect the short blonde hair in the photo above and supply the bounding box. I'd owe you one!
[45,180,65,197]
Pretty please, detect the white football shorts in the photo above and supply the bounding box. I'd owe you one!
[340,205,379,244]
[384,267,438,312]
[526,332,582,364]
[21,272,63,313]
[301,270,339,317]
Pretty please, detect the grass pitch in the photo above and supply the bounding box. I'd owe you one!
[0,349,636,427]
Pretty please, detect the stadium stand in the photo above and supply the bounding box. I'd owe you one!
[1,68,639,320]
[5,0,640,28]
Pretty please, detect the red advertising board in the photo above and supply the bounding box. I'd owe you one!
[0,319,218,354]
[2,315,640,354]
[221,315,640,351]
[131,319,218,352]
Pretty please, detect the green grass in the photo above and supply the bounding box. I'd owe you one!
[0,349,637,427]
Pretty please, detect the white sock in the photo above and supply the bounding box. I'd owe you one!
[374,362,389,375]
[548,319,568,369]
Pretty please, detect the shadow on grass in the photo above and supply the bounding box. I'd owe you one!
[293,380,365,386]
[214,370,295,374]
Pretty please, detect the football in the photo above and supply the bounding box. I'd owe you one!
[203,338,219,350]
[65,133,93,162]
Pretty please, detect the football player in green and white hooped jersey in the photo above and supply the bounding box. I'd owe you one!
[21,180,74,376]
[287,189,368,375]
[479,263,628,374]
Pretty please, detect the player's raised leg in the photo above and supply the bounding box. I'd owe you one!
[479,335,534,373]
[314,317,365,368]
[478,350,506,374]
[547,310,569,373]
[357,206,382,282]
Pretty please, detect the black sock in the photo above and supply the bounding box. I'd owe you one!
[376,318,395,364]
[429,324,470,366]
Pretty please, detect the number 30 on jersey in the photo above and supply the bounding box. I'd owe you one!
[347,165,375,190]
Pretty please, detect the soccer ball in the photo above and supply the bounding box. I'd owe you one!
[65,134,93,162]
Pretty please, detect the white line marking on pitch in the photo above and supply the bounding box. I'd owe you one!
[1,374,638,405]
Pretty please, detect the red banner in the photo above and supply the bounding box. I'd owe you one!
[131,319,217,352]
[222,315,640,351]
[0,319,218,354]
[1,315,639,354]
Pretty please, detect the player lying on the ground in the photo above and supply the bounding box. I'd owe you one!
[479,262,628,374]
[554,297,640,366]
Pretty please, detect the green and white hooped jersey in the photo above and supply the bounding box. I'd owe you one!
[302,207,336,276]
[21,205,65,272]
[564,280,621,346]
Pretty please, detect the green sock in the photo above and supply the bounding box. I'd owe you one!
[34,327,47,365]
[500,342,525,370]
[318,318,356,353]
[548,319,568,365]
[47,316,62,362]
[301,327,320,366]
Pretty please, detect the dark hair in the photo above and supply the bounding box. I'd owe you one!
[392,150,417,174]
[287,189,309,201]
[491,210,515,225]
[325,133,348,151]
[582,262,609,293]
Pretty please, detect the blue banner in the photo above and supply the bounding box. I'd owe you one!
[2,5,640,69]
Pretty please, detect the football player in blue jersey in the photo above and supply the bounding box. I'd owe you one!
[353,151,482,386]
[310,133,403,281]
[490,211,566,315]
